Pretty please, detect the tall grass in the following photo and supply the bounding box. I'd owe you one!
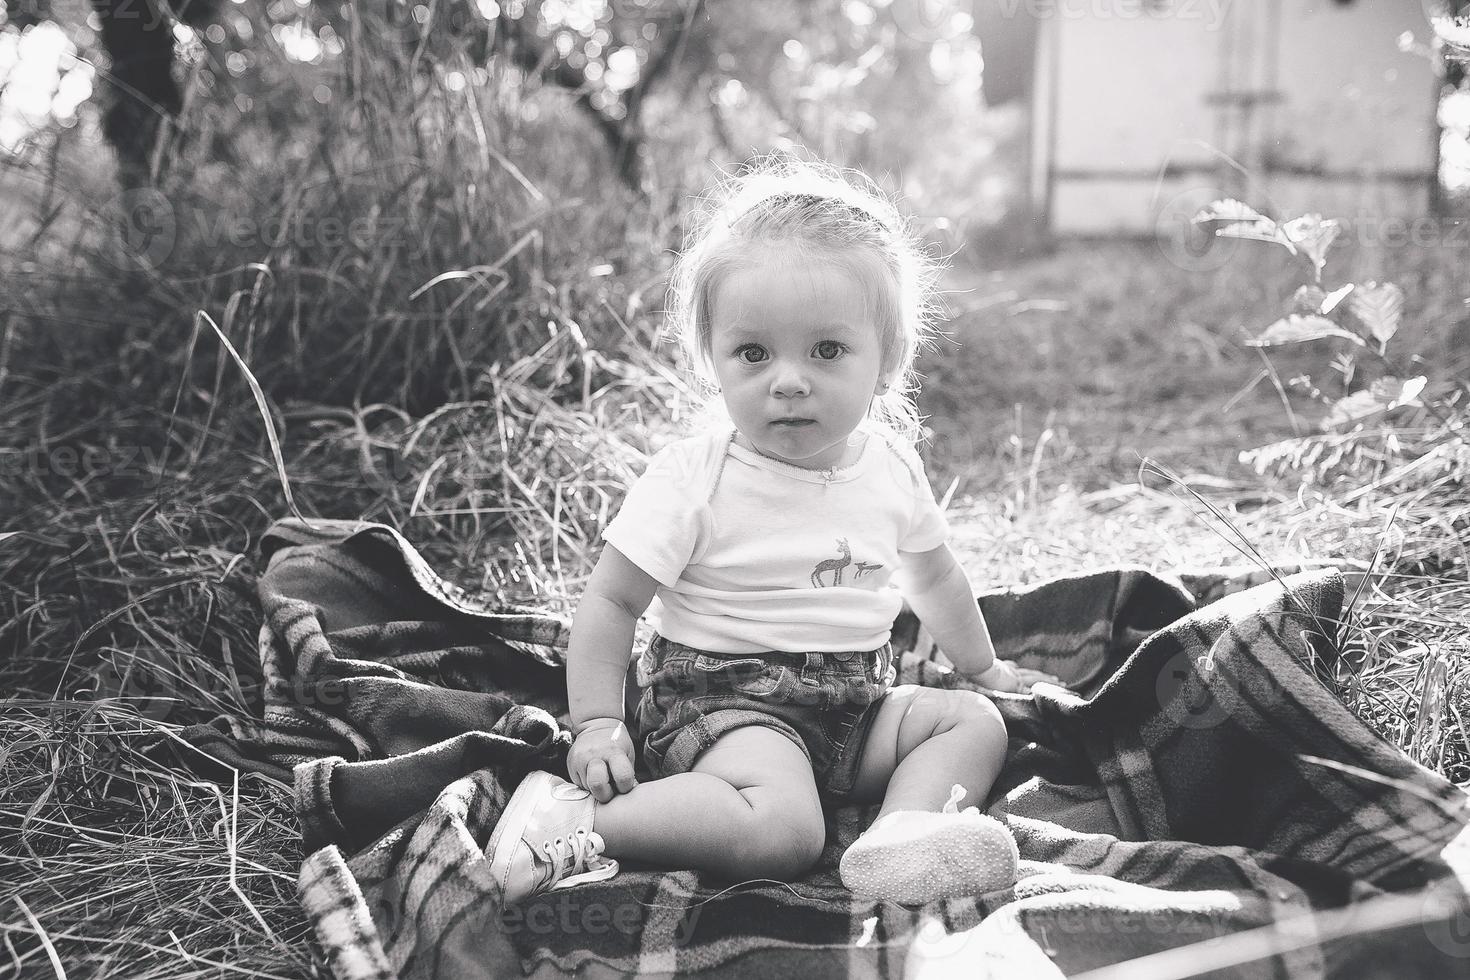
[1,18,698,973]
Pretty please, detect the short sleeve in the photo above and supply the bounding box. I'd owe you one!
[601,444,709,588]
[893,442,950,554]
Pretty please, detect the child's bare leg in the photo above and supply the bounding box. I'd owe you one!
[593,725,826,880]
[839,686,1017,903]
[848,686,1009,814]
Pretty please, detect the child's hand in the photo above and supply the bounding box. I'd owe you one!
[568,718,638,804]
[972,659,1065,695]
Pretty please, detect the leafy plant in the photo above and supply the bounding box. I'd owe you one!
[1191,199,1455,435]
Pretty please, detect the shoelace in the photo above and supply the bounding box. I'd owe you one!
[940,783,978,817]
[539,827,619,891]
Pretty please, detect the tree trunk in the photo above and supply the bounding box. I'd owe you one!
[88,0,180,185]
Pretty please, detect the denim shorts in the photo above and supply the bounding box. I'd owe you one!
[631,633,896,801]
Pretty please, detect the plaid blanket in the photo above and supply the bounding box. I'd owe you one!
[171,517,1470,979]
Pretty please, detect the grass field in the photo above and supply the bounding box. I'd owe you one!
[925,234,1470,494]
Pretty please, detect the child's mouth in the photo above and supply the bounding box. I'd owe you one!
[770,419,816,427]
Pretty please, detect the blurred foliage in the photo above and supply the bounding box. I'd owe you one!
[0,0,1034,447]
[2,0,1024,226]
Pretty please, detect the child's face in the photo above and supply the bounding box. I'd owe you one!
[707,251,889,471]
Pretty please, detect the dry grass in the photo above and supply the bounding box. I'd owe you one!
[945,461,1470,785]
[2,703,310,979]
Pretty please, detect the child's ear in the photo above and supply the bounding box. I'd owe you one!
[876,344,902,395]
[874,360,898,395]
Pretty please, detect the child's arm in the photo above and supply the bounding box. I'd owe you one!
[897,542,997,676]
[566,544,660,802]
[898,542,1060,693]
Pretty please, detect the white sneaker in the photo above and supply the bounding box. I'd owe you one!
[485,770,620,906]
[839,784,1018,904]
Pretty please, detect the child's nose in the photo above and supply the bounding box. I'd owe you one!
[770,362,810,397]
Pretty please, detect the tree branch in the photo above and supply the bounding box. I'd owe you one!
[493,0,707,195]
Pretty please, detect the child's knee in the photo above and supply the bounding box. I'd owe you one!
[963,688,1005,727]
[949,690,1007,757]
[732,801,826,880]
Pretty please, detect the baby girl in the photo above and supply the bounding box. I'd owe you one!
[487,158,1057,908]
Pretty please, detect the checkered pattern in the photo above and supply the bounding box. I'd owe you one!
[170,518,1470,979]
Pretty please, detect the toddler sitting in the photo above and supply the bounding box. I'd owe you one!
[487,158,1059,907]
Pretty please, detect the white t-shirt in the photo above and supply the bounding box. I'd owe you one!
[601,422,950,654]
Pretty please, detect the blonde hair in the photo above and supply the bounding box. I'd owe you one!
[667,156,945,445]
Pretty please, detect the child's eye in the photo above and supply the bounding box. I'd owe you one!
[812,341,847,360]
[735,344,768,364]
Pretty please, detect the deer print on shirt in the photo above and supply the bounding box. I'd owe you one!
[852,561,882,580]
[810,538,852,587]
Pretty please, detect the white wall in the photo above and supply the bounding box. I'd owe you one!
[1036,0,1440,234]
